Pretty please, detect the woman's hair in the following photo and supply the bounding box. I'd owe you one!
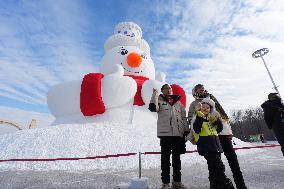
[194,84,204,91]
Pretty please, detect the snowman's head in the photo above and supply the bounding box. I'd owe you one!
[114,22,142,38]
[99,22,155,79]
[100,45,155,79]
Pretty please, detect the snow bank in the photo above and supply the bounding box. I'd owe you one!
[0,107,261,171]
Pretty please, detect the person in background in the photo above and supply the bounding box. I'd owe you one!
[261,93,284,156]
[192,98,235,189]
[149,84,189,189]
[188,84,247,189]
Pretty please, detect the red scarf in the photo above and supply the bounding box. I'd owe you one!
[125,75,149,106]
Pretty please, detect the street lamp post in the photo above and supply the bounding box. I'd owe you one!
[252,48,282,99]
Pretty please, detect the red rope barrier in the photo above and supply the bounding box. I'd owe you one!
[0,153,137,163]
[0,144,280,163]
[233,144,280,150]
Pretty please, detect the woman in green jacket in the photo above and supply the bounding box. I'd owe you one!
[193,98,234,189]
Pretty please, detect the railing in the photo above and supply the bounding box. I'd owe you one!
[0,144,280,163]
[0,119,22,130]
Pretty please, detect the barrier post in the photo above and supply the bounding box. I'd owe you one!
[130,152,148,189]
[139,152,142,178]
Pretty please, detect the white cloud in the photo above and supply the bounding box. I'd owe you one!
[0,1,99,106]
[149,0,284,112]
[224,0,284,41]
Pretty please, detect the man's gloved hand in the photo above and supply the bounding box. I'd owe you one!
[183,131,190,138]
[195,102,202,111]
[223,118,230,124]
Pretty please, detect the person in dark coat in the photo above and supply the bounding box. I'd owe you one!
[193,98,235,189]
[261,93,284,156]
[189,84,247,189]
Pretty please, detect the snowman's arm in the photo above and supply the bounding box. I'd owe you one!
[80,65,137,116]
[101,73,136,109]
[155,72,166,83]
[80,73,106,116]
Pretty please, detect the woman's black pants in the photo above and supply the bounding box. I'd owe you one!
[203,152,235,189]
[219,136,247,189]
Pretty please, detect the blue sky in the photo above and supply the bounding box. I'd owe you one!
[1,0,284,127]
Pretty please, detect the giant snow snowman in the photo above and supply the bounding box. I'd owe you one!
[47,22,186,125]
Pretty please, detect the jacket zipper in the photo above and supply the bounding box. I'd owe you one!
[170,103,173,134]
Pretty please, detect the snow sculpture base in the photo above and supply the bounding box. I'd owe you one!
[115,182,130,189]
[130,177,149,189]
[50,103,156,126]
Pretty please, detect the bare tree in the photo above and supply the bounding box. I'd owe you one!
[230,107,275,141]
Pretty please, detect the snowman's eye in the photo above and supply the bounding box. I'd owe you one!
[141,53,147,59]
[121,49,128,55]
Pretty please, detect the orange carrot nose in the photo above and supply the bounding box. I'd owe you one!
[127,52,142,68]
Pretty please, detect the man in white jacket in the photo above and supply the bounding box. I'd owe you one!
[188,84,247,189]
[149,84,189,189]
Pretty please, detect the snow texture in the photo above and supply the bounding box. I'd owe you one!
[0,107,259,171]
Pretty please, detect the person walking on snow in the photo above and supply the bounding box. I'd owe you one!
[192,98,235,189]
[188,84,247,189]
[261,93,284,156]
[149,84,189,189]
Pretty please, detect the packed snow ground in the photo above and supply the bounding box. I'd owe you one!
[0,106,261,171]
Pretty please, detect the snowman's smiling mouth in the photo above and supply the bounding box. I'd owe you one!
[121,63,143,74]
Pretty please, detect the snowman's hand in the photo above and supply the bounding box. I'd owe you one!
[155,72,166,83]
[142,79,165,105]
[102,72,136,109]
